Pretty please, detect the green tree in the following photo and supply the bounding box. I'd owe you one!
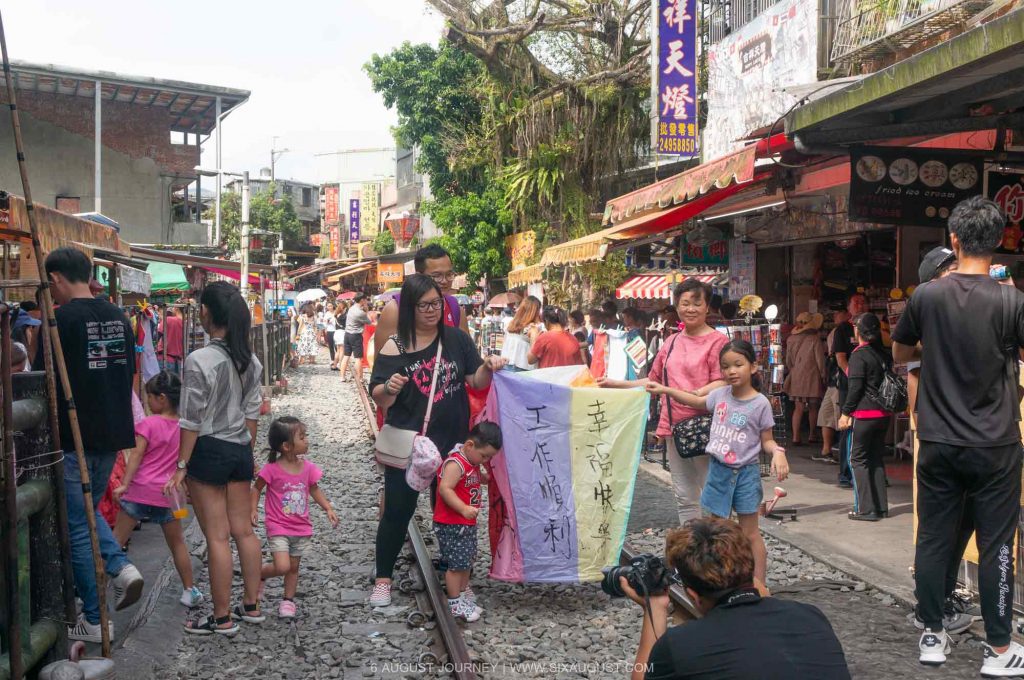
[373,228,395,256]
[427,176,514,282]
[205,183,304,252]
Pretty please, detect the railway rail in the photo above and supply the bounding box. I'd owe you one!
[353,376,700,678]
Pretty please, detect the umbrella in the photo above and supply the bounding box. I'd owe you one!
[296,288,327,303]
[337,291,357,301]
[453,294,471,305]
[374,288,402,302]
[488,292,522,308]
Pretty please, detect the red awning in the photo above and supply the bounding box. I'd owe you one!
[616,274,717,300]
[204,266,263,286]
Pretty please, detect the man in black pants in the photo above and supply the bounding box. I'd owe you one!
[893,196,1024,675]
[832,293,867,487]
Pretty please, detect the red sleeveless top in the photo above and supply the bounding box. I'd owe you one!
[433,448,481,526]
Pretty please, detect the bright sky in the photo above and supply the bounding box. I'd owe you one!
[3,1,444,183]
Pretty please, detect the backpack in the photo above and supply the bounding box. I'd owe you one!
[866,348,908,413]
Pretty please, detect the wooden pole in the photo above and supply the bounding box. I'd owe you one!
[0,12,112,656]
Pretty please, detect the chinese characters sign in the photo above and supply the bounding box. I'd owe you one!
[349,199,361,242]
[656,0,698,157]
[377,262,405,286]
[985,167,1024,253]
[506,230,536,270]
[682,239,729,266]
[483,367,648,582]
[323,186,340,226]
[361,182,380,237]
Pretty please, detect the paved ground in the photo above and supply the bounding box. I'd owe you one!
[112,357,987,679]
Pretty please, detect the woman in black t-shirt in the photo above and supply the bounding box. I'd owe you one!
[368,274,506,607]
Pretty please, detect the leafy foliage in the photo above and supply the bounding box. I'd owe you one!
[205,183,304,253]
[427,177,515,281]
[373,228,396,256]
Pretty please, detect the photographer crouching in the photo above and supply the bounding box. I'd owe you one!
[616,518,850,679]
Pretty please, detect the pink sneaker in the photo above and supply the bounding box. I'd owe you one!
[369,582,391,607]
[278,600,297,619]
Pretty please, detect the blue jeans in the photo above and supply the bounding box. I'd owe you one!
[64,450,131,624]
[838,429,853,484]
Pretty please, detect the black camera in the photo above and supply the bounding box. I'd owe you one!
[601,553,672,598]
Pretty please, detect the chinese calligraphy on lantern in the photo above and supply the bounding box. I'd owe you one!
[657,0,698,156]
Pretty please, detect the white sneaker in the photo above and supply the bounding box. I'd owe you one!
[462,586,476,606]
[919,630,950,666]
[180,586,204,608]
[67,615,114,644]
[369,582,391,607]
[453,596,481,622]
[982,641,1024,677]
[111,564,144,611]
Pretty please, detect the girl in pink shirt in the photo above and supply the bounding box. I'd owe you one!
[251,417,338,618]
[112,372,203,608]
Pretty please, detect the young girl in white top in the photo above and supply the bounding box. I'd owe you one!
[500,296,542,371]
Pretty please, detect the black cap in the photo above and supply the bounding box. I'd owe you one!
[918,247,955,283]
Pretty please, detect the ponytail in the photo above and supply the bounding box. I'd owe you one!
[200,281,253,374]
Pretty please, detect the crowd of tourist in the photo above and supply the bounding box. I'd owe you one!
[28,194,1024,678]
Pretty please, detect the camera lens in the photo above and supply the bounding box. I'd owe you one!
[600,565,633,597]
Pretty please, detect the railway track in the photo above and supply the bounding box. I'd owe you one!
[353,376,700,678]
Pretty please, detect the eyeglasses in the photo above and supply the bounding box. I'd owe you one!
[428,271,457,283]
[416,299,444,312]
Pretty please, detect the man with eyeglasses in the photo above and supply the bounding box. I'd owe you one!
[374,244,469,356]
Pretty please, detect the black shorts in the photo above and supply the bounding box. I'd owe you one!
[343,332,364,358]
[187,435,254,486]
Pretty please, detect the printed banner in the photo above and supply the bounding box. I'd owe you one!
[656,0,698,157]
[705,0,817,159]
[361,182,380,237]
[324,186,340,226]
[485,367,648,583]
[349,199,361,242]
[850,146,983,226]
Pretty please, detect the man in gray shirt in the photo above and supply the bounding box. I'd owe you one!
[340,293,370,383]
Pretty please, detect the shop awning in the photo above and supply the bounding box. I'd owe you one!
[129,245,273,273]
[616,273,718,300]
[146,262,189,293]
[785,8,1024,146]
[508,264,545,288]
[324,261,375,283]
[540,134,791,267]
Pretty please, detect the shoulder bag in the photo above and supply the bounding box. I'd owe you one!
[864,347,907,413]
[375,337,445,473]
[663,334,712,459]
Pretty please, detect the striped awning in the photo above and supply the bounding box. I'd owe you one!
[616,273,718,300]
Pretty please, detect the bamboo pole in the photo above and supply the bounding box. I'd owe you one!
[0,11,112,656]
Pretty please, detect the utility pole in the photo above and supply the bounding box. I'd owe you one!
[271,136,289,182]
[240,171,251,298]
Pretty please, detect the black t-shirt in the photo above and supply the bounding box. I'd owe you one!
[646,591,850,680]
[831,321,856,396]
[892,273,1024,447]
[370,326,483,457]
[37,298,136,452]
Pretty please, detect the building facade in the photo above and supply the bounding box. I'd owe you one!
[0,61,248,245]
[225,171,320,239]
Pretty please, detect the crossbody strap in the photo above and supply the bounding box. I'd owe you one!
[662,333,681,428]
[1001,284,1021,420]
[421,338,445,435]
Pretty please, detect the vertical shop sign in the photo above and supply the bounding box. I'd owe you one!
[361,182,380,237]
[985,167,1024,253]
[349,199,361,242]
[656,0,698,157]
[324,186,340,226]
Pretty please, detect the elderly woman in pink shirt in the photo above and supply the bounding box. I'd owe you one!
[598,278,727,525]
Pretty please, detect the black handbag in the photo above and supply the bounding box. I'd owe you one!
[662,334,711,459]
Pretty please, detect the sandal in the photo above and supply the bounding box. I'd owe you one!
[231,602,266,624]
[184,614,238,636]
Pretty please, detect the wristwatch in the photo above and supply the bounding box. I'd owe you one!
[176,459,188,470]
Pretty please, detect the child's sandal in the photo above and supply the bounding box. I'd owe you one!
[184,614,238,636]
[231,602,266,624]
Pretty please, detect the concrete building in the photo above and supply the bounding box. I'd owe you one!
[316,147,396,257]
[0,60,249,244]
[225,170,320,238]
[394,146,438,243]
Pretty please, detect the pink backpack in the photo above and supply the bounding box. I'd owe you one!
[404,341,444,491]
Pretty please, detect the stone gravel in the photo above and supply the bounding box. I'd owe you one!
[139,357,984,679]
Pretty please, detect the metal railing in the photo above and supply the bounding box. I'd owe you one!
[830,0,992,66]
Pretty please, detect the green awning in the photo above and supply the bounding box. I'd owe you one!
[785,8,1024,146]
[146,262,189,293]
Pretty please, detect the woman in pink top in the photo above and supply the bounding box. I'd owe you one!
[598,279,727,524]
[112,371,203,608]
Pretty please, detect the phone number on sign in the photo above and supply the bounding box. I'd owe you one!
[658,136,697,154]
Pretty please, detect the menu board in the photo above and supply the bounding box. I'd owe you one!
[849,146,983,227]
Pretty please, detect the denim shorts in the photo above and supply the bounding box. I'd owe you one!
[433,522,477,571]
[267,535,311,558]
[119,499,176,525]
[701,458,763,518]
